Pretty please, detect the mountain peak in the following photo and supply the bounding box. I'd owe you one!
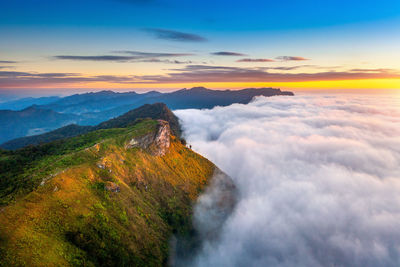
[95,102,181,137]
[22,105,40,111]
[188,86,209,92]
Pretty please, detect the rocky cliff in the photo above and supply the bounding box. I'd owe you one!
[126,120,171,156]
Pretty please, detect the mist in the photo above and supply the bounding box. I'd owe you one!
[175,94,400,267]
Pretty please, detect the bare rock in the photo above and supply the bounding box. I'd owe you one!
[97,163,105,169]
[151,120,171,156]
[126,120,171,156]
[104,181,120,193]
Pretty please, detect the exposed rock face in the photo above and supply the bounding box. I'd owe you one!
[104,181,120,193]
[126,120,171,156]
[152,120,171,156]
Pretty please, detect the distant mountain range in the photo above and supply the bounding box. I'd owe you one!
[0,87,293,146]
[0,106,80,144]
[0,96,61,110]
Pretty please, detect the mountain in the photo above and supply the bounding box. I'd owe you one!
[154,86,294,109]
[79,87,294,125]
[34,87,293,119]
[0,96,61,111]
[0,106,80,144]
[0,105,235,266]
[36,87,292,115]
[0,124,93,150]
[94,103,181,137]
[40,90,162,114]
[0,87,293,144]
[1,103,181,150]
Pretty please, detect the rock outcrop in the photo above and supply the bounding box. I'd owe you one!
[126,120,171,156]
[104,181,120,193]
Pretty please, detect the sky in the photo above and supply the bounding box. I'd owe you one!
[1,0,400,95]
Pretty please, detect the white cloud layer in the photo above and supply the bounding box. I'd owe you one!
[175,94,400,267]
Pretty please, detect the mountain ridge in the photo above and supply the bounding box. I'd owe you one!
[0,87,293,144]
[1,103,181,150]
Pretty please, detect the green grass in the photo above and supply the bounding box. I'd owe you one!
[0,119,215,266]
[0,119,158,205]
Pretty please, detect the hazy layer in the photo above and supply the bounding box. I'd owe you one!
[175,94,400,267]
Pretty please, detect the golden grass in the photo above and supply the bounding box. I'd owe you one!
[0,121,215,266]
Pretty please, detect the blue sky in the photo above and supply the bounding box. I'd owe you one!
[0,0,400,93]
[2,0,399,30]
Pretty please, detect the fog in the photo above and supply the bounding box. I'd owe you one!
[175,94,400,267]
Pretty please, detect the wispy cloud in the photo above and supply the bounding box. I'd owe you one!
[349,68,393,73]
[54,55,138,62]
[0,60,17,64]
[0,71,79,77]
[53,50,194,63]
[133,65,400,83]
[143,28,207,42]
[237,58,275,62]
[114,50,193,57]
[276,56,309,61]
[1,66,399,87]
[138,59,194,64]
[211,52,247,56]
[0,71,134,87]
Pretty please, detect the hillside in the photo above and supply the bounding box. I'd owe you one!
[1,103,181,150]
[0,115,228,266]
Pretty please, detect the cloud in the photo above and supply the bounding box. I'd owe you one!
[54,55,138,62]
[276,56,309,61]
[2,66,399,87]
[0,71,80,77]
[349,68,393,73]
[211,52,247,56]
[53,51,193,63]
[174,95,400,267]
[134,65,400,83]
[0,71,136,87]
[138,59,194,64]
[114,50,193,57]
[236,58,275,62]
[0,60,17,64]
[144,28,207,42]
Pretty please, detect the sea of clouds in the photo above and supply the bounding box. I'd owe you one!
[175,94,400,267]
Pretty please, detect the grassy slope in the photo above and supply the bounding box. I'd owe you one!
[0,120,215,266]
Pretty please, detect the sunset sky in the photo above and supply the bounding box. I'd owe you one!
[1,0,400,94]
